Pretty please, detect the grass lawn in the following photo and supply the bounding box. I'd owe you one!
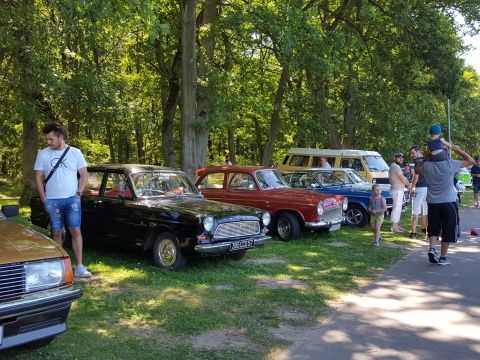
[2,184,474,359]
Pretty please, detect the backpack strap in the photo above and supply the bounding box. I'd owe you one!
[44,146,71,187]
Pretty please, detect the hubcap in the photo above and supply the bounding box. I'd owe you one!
[277,218,291,239]
[158,239,176,266]
[347,208,363,225]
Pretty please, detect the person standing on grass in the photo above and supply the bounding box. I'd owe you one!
[471,156,480,208]
[408,145,428,238]
[368,184,387,246]
[388,153,411,233]
[420,144,474,266]
[34,122,91,278]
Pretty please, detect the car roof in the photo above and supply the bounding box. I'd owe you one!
[288,167,351,172]
[88,164,183,173]
[287,148,381,156]
[197,165,274,175]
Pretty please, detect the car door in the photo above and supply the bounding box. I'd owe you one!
[98,171,145,248]
[224,172,263,209]
[196,172,226,202]
[81,170,106,241]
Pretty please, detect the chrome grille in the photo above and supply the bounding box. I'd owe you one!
[0,263,26,300]
[322,207,343,222]
[214,221,260,240]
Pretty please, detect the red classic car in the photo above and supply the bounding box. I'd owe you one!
[195,166,347,241]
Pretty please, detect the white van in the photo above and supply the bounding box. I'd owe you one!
[278,148,390,184]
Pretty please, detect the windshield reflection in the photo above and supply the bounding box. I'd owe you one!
[131,172,199,197]
[255,169,290,189]
[363,156,389,172]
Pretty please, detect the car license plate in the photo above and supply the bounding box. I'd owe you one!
[329,223,341,232]
[230,239,254,251]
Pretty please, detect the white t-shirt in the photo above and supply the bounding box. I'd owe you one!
[388,162,405,190]
[34,146,87,199]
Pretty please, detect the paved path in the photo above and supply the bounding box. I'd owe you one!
[283,207,480,360]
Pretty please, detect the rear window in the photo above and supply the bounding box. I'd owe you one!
[340,158,364,171]
[83,172,103,196]
[198,173,225,189]
[289,155,310,166]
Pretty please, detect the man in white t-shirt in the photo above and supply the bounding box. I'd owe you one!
[388,153,411,232]
[320,157,331,168]
[34,122,91,278]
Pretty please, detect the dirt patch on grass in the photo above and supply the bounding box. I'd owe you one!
[276,308,309,322]
[326,241,350,248]
[268,323,313,342]
[214,284,234,291]
[244,256,286,265]
[257,277,306,290]
[190,328,254,350]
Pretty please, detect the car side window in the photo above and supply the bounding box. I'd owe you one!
[228,173,256,190]
[340,158,364,171]
[83,172,103,196]
[198,173,225,189]
[289,155,310,167]
[104,173,133,199]
[312,156,335,167]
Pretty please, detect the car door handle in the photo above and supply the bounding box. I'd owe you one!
[93,200,103,205]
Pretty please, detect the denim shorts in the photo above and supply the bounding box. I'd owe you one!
[44,196,82,232]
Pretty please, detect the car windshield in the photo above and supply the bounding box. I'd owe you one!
[363,155,389,172]
[255,169,290,189]
[313,171,345,186]
[131,172,199,197]
[345,169,368,184]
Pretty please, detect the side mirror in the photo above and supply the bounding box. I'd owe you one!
[1,205,19,217]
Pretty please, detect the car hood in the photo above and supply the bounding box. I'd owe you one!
[0,220,66,264]
[138,197,263,218]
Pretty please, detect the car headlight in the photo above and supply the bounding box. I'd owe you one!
[342,197,348,211]
[203,216,214,232]
[25,259,65,292]
[317,201,324,216]
[261,211,271,227]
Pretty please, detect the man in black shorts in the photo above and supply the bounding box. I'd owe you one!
[420,144,474,265]
[471,156,480,207]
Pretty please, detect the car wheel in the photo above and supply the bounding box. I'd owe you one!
[276,213,301,241]
[346,204,368,227]
[153,232,187,271]
[227,249,247,261]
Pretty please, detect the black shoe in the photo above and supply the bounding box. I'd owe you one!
[409,232,417,238]
[438,257,451,266]
[428,247,438,264]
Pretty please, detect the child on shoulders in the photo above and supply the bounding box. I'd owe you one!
[368,184,387,246]
[428,124,452,161]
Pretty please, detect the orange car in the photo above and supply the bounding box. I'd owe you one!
[0,205,82,350]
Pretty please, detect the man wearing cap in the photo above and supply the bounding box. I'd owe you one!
[471,156,480,207]
[388,153,411,232]
[420,144,474,265]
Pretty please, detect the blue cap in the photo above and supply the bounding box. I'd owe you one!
[429,124,442,135]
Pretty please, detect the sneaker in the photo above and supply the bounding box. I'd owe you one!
[409,232,417,239]
[428,247,438,264]
[372,240,380,246]
[438,257,451,266]
[74,264,92,278]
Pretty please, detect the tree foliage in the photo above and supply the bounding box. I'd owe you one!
[1,0,480,199]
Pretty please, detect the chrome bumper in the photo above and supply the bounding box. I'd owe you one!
[304,217,343,229]
[194,235,270,254]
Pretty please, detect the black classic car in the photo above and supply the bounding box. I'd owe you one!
[30,165,271,271]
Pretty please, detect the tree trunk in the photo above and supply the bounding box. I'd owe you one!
[261,65,290,165]
[19,115,38,205]
[227,129,236,164]
[106,122,116,163]
[195,0,218,168]
[180,0,198,177]
[161,51,181,168]
[135,119,145,163]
